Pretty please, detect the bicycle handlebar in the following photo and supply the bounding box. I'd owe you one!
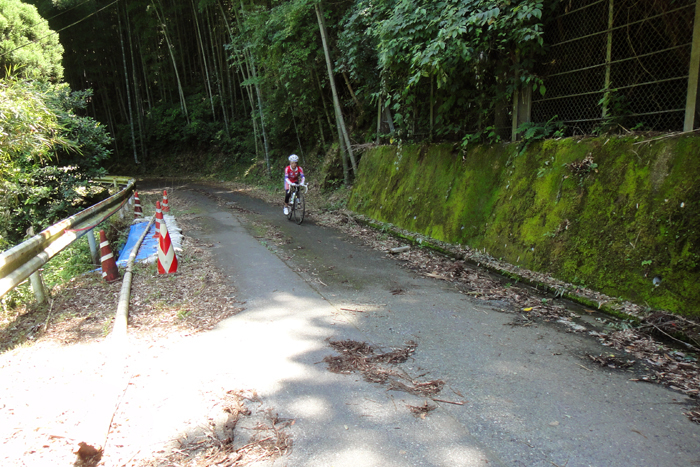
[289,182,308,193]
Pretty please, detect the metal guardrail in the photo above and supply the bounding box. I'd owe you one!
[0,177,136,300]
[93,176,134,186]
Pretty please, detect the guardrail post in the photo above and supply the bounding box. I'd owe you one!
[87,229,100,265]
[29,269,46,304]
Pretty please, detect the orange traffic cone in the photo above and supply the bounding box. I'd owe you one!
[99,230,120,282]
[134,192,143,218]
[157,217,178,274]
[162,190,170,213]
[153,201,162,239]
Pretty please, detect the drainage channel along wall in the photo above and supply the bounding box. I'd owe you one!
[347,136,700,317]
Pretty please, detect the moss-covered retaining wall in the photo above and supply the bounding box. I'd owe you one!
[347,136,700,317]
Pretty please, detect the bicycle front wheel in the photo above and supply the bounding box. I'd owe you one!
[294,192,305,224]
[287,192,295,220]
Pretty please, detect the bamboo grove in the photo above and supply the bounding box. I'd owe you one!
[21,0,553,181]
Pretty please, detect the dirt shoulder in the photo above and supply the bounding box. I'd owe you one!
[0,188,264,467]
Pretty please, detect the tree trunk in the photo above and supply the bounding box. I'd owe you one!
[376,95,382,144]
[217,0,237,121]
[430,75,434,141]
[384,106,396,134]
[248,52,271,177]
[288,98,305,164]
[238,51,261,160]
[318,114,327,147]
[315,2,356,176]
[342,71,362,111]
[152,0,189,123]
[125,6,146,160]
[236,0,270,176]
[337,122,350,185]
[313,65,345,180]
[206,6,230,137]
[117,2,139,164]
[137,33,152,112]
[313,66,334,135]
[192,0,217,120]
[103,96,120,161]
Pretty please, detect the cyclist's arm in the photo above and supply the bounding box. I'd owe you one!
[284,167,293,189]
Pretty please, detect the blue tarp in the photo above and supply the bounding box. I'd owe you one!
[116,222,159,266]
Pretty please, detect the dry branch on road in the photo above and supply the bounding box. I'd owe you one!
[323,339,448,413]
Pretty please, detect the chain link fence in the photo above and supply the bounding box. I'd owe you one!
[531,0,697,135]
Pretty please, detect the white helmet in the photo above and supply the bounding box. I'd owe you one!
[289,154,299,163]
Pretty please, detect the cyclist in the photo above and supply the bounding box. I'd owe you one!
[284,154,305,215]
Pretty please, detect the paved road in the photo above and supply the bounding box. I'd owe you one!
[169,183,700,467]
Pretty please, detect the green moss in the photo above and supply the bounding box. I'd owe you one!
[350,135,700,317]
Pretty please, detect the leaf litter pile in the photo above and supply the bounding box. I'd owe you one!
[323,339,451,417]
[137,390,292,467]
[193,181,700,423]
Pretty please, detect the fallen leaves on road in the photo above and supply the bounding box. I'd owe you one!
[685,408,700,423]
[587,353,636,369]
[311,209,700,423]
[324,339,445,415]
[407,401,437,419]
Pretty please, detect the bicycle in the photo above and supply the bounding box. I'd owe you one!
[286,182,307,224]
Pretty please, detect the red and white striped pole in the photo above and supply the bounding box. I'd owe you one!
[153,201,162,239]
[133,192,143,218]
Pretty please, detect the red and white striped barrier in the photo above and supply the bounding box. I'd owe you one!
[161,190,170,213]
[133,192,143,218]
[99,230,120,282]
[157,216,178,274]
[153,201,162,239]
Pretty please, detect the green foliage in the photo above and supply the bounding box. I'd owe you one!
[20,0,563,178]
[514,115,565,154]
[41,234,95,287]
[0,78,75,168]
[339,0,556,141]
[0,166,108,248]
[0,77,112,249]
[461,125,503,146]
[45,85,112,171]
[0,0,64,80]
[1,231,99,311]
[594,89,645,135]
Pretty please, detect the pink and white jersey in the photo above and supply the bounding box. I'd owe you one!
[284,165,304,189]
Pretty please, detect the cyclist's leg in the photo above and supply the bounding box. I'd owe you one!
[284,187,291,214]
